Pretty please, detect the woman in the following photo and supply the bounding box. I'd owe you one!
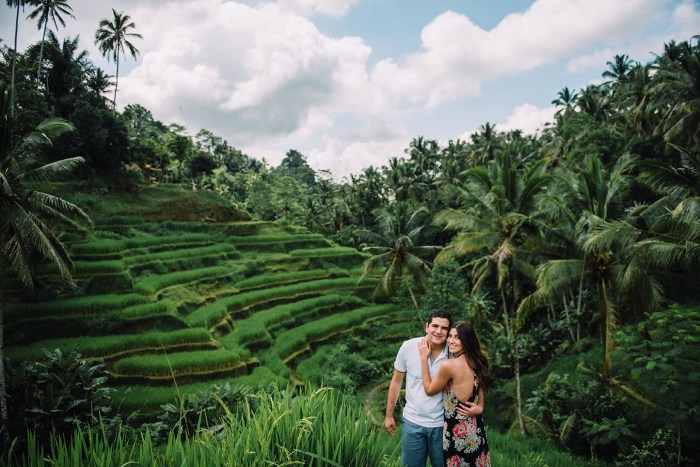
[418,321,492,467]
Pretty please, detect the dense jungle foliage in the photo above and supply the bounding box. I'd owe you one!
[1,4,699,465]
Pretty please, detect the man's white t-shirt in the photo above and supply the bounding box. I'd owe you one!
[394,336,448,428]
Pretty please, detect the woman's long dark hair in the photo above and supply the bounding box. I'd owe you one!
[455,321,492,392]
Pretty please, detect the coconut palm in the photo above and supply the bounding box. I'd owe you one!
[551,86,579,111]
[355,203,439,322]
[435,146,552,434]
[469,122,503,167]
[650,43,700,153]
[27,0,74,82]
[603,54,635,85]
[94,9,142,108]
[0,84,91,445]
[519,153,639,380]
[7,0,38,111]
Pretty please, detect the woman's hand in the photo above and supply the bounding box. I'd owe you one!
[418,338,431,361]
[456,401,483,418]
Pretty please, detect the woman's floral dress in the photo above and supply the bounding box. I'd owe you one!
[442,376,490,467]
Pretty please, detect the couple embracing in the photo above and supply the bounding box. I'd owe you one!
[384,310,492,467]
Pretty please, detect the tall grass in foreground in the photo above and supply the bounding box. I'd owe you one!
[487,429,603,466]
[4,387,399,466]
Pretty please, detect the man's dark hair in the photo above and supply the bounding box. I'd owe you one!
[428,309,452,328]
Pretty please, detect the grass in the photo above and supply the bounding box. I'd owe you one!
[133,266,234,295]
[5,294,149,322]
[5,386,399,467]
[233,268,347,290]
[112,348,251,378]
[289,246,368,257]
[123,243,238,266]
[186,276,367,327]
[70,233,212,255]
[219,294,365,349]
[113,367,288,413]
[5,328,215,362]
[271,304,395,359]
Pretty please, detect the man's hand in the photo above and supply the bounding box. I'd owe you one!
[417,338,431,360]
[456,401,483,417]
[384,415,396,435]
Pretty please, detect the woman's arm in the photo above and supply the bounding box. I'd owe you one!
[418,339,451,395]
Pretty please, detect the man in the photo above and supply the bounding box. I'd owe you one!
[384,309,452,467]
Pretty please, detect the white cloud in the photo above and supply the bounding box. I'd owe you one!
[276,0,360,18]
[0,0,693,180]
[371,0,665,108]
[497,103,556,135]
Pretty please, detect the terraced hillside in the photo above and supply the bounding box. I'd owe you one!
[4,185,416,414]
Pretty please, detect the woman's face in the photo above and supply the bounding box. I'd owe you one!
[447,328,463,356]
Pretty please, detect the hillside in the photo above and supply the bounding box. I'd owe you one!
[4,184,413,413]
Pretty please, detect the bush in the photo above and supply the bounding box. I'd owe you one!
[3,347,114,444]
[525,373,632,461]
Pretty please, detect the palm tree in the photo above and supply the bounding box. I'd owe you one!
[650,42,700,153]
[435,147,552,434]
[519,153,639,380]
[551,86,579,112]
[94,9,142,108]
[27,0,74,82]
[0,84,91,445]
[85,66,112,98]
[355,203,439,322]
[469,122,502,166]
[603,54,635,84]
[7,0,38,112]
[40,31,88,115]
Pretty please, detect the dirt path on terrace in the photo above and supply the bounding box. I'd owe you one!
[364,380,391,425]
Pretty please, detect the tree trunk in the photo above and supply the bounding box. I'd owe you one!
[576,268,585,341]
[36,21,47,82]
[600,279,613,380]
[514,343,525,435]
[113,45,120,108]
[404,277,423,324]
[562,294,577,342]
[10,3,20,115]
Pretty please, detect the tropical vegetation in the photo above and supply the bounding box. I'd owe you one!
[0,8,698,466]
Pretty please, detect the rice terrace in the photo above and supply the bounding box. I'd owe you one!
[1,0,699,466]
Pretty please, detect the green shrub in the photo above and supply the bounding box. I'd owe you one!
[4,347,114,444]
[154,383,251,441]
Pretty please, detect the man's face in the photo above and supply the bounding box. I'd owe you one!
[425,317,450,346]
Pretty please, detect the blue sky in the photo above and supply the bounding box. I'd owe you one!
[1,0,698,179]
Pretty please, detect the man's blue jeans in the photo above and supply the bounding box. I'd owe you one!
[401,417,443,467]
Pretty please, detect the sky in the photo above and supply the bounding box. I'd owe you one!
[1,0,698,179]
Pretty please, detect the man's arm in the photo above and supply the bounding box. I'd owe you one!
[384,369,405,435]
[457,387,485,417]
